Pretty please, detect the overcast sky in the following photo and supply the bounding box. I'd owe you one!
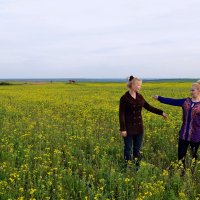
[0,0,200,79]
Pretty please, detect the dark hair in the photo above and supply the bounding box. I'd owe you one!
[129,75,134,81]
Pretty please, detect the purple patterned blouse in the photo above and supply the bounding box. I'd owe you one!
[158,96,200,143]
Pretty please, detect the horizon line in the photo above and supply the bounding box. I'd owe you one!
[0,77,199,80]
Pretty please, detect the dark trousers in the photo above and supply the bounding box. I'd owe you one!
[124,133,143,161]
[178,138,200,168]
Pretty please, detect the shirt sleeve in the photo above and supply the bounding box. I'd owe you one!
[143,99,163,115]
[119,97,126,131]
[158,96,186,106]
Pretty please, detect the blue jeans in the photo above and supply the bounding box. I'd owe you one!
[124,134,143,161]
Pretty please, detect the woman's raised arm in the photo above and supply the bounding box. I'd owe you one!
[153,95,186,106]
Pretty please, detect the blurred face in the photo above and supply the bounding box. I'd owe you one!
[190,85,200,98]
[130,80,142,92]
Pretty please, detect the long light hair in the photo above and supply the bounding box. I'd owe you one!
[192,80,200,91]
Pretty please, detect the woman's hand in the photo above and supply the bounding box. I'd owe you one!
[120,131,127,137]
[152,95,159,100]
[162,112,167,120]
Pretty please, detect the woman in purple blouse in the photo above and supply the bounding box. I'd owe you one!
[153,80,200,173]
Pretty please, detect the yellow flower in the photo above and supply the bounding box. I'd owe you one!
[162,170,169,177]
[179,192,186,199]
[17,197,24,200]
[124,178,130,183]
[29,188,36,195]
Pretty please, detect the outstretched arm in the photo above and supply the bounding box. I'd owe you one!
[143,99,164,115]
[153,95,186,106]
